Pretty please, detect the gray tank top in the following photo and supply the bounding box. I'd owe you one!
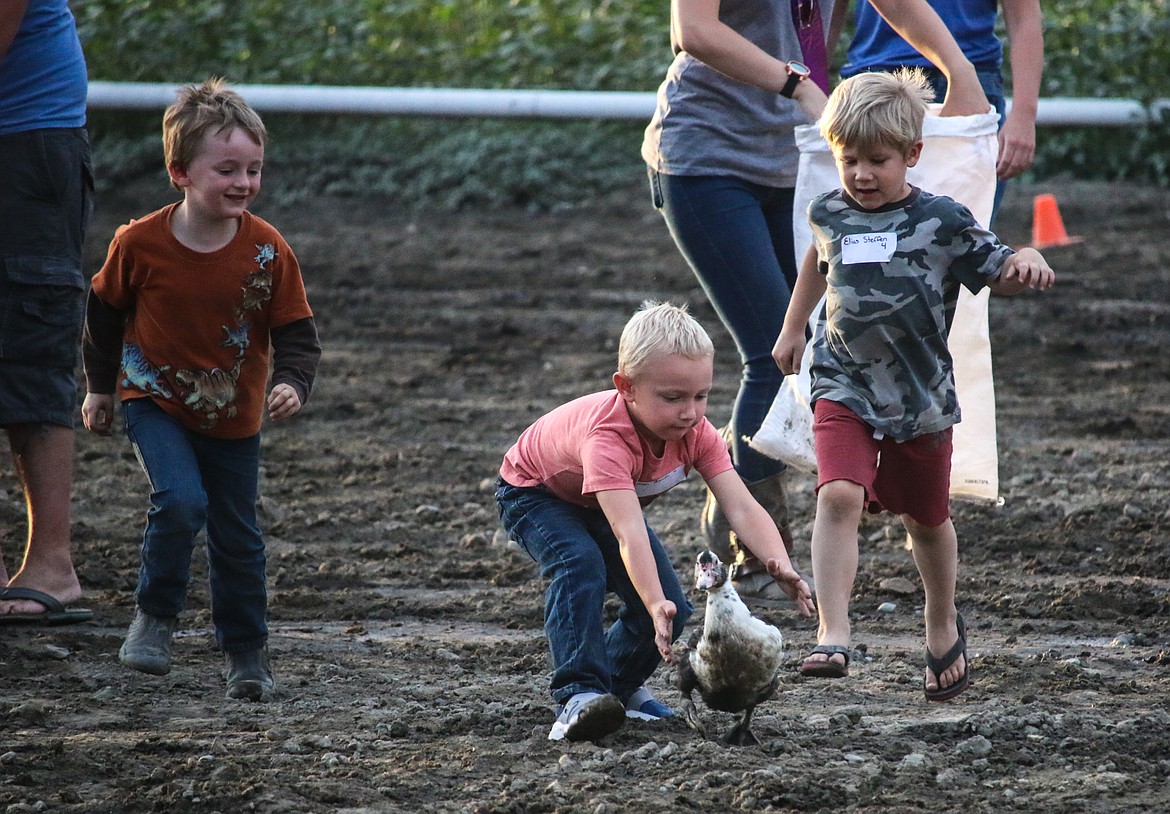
[641,0,829,188]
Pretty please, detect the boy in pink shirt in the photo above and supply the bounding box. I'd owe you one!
[497,302,813,742]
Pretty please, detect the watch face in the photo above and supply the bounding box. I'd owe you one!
[789,60,811,78]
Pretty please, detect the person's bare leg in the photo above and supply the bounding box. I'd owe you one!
[904,515,964,692]
[0,424,82,615]
[804,479,865,669]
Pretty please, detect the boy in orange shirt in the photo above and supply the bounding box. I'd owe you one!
[497,301,813,742]
[81,78,321,700]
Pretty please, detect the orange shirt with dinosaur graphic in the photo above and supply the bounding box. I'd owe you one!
[90,203,313,439]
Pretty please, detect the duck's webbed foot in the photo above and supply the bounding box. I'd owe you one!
[721,708,761,747]
[681,698,707,737]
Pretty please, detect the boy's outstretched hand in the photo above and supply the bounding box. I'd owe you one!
[652,599,677,663]
[764,558,816,617]
[993,247,1056,294]
[267,383,303,421]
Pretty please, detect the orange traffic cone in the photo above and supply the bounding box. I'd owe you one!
[1030,193,1081,248]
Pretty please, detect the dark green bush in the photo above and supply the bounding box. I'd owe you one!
[74,0,1169,208]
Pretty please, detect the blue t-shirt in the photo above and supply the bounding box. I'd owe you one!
[0,0,88,135]
[842,0,1002,77]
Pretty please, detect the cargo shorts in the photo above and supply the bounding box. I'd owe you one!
[0,128,94,428]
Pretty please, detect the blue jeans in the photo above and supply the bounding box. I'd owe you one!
[650,170,796,484]
[496,480,692,705]
[124,398,267,653]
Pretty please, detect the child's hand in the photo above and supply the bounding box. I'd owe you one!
[651,599,678,662]
[267,383,302,421]
[1000,248,1055,291]
[764,558,816,617]
[772,329,807,376]
[82,393,115,436]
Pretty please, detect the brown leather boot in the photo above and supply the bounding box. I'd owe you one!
[729,473,808,602]
[734,473,795,556]
[699,425,736,564]
[703,469,798,565]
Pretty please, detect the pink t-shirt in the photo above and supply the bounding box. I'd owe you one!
[499,390,734,509]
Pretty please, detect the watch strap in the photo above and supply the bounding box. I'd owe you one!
[780,71,802,99]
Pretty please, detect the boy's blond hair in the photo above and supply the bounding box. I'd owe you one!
[162,77,267,191]
[618,301,713,379]
[820,69,934,155]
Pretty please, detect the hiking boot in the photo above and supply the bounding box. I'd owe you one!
[225,646,275,701]
[548,692,624,742]
[119,608,177,676]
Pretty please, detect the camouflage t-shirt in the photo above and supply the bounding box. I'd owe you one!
[807,186,1014,441]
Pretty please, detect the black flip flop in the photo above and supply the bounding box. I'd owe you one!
[799,643,850,678]
[0,587,94,626]
[925,613,970,702]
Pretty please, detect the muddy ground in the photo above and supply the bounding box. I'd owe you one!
[2,174,1168,814]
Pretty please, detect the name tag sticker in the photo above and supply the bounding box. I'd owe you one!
[841,232,897,264]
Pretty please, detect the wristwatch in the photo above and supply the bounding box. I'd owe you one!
[779,60,811,98]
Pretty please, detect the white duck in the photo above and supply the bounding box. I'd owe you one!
[675,549,786,746]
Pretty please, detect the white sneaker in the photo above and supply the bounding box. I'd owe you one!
[548,692,625,742]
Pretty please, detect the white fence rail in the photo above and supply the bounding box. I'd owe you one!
[87,82,1168,127]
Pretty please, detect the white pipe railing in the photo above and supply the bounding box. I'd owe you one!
[86,81,1168,127]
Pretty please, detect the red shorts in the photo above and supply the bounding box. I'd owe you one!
[813,399,952,527]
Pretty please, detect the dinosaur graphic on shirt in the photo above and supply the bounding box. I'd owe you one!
[254,243,276,269]
[221,321,251,358]
[239,269,273,315]
[175,359,244,430]
[121,343,173,399]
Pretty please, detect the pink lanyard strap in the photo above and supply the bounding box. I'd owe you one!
[792,0,831,93]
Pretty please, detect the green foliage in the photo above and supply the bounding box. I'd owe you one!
[1024,0,1170,183]
[257,116,648,211]
[74,0,1169,208]
[75,0,672,90]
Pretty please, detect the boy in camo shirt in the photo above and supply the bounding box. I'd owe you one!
[773,70,1054,701]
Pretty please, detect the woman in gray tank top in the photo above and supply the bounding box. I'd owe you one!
[641,0,988,600]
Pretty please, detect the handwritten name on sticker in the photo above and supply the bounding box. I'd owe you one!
[841,232,897,264]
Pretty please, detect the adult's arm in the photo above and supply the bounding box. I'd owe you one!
[673,0,986,120]
[671,0,829,120]
[997,0,1044,178]
[827,0,853,63]
[867,0,989,115]
[0,0,30,59]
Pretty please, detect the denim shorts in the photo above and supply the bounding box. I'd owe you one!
[0,128,93,427]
